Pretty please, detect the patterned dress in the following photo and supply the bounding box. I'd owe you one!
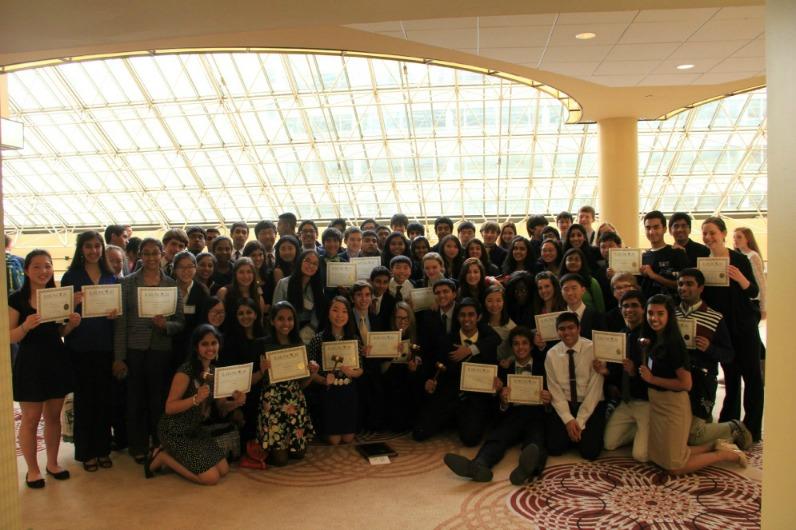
[257,341,314,453]
[158,362,225,474]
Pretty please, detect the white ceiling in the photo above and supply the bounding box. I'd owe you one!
[347,6,765,87]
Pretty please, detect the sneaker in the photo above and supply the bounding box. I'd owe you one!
[443,453,492,482]
[729,420,754,450]
[509,444,540,486]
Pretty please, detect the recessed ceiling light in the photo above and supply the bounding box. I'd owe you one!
[575,32,596,40]
[676,64,695,70]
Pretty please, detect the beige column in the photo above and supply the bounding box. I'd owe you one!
[598,117,639,247]
[0,73,23,530]
[762,0,796,526]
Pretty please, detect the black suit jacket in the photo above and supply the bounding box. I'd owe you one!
[578,306,604,340]
[434,323,500,392]
[372,292,396,331]
[487,245,507,269]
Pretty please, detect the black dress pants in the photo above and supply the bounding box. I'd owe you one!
[71,349,113,461]
[413,389,491,447]
[719,330,764,440]
[475,405,547,471]
[126,348,171,456]
[546,401,606,460]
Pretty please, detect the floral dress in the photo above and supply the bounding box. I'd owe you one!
[257,341,314,453]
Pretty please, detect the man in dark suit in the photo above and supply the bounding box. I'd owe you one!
[480,221,507,269]
[369,266,395,331]
[560,273,605,339]
[413,295,500,446]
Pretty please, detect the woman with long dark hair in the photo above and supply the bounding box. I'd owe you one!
[171,251,210,371]
[465,238,500,276]
[558,248,605,312]
[562,223,600,270]
[504,271,535,328]
[273,249,328,343]
[640,295,745,473]
[61,231,119,472]
[10,249,82,487]
[439,234,464,279]
[457,257,488,305]
[502,236,536,276]
[482,285,516,360]
[537,239,563,274]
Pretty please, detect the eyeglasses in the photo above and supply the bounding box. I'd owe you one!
[209,309,225,316]
[302,259,319,267]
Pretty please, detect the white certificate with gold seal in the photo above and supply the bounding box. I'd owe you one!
[609,248,642,275]
[137,287,178,317]
[459,362,498,394]
[697,257,730,287]
[321,340,360,371]
[36,286,74,323]
[81,284,122,318]
[592,330,626,364]
[267,346,310,383]
[534,311,565,342]
[507,374,544,405]
[213,363,253,398]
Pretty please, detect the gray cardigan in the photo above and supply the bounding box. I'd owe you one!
[114,269,184,361]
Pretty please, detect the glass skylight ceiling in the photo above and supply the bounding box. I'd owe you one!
[1,52,766,232]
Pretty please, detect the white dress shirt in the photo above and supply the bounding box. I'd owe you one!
[545,337,604,429]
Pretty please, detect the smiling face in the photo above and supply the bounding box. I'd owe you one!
[443,240,459,260]
[197,256,214,281]
[537,278,555,302]
[300,253,320,277]
[621,298,644,329]
[278,242,297,263]
[561,279,585,307]
[677,275,703,306]
[481,228,498,246]
[556,319,580,348]
[352,286,372,311]
[484,290,503,317]
[458,305,478,334]
[512,241,528,263]
[139,242,162,272]
[500,226,516,246]
[196,332,220,363]
[646,303,669,333]
[346,232,362,254]
[568,229,585,249]
[394,306,411,332]
[213,240,232,264]
[236,304,257,329]
[413,240,429,260]
[701,222,726,253]
[164,239,186,261]
[458,228,475,246]
[465,263,481,287]
[248,249,265,269]
[299,224,317,248]
[271,307,295,342]
[26,254,54,287]
[392,262,411,283]
[207,302,225,327]
[434,284,455,311]
[669,219,691,246]
[644,218,666,247]
[323,238,340,257]
[329,300,349,330]
[389,237,406,256]
[82,236,103,265]
[231,226,249,249]
[235,264,255,287]
[106,248,124,276]
[511,334,532,363]
[174,257,197,284]
[257,228,276,251]
[424,258,443,280]
[188,231,206,253]
[564,252,582,273]
[467,244,482,260]
[541,241,557,263]
[371,274,389,296]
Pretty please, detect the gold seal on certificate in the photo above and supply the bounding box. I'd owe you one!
[267,346,310,383]
[351,256,382,281]
[534,311,565,342]
[137,287,178,317]
[36,286,74,323]
[459,362,498,394]
[609,248,642,274]
[393,340,412,363]
[592,330,626,363]
[366,331,402,358]
[325,262,357,288]
[213,362,253,398]
[697,257,730,287]
[507,374,543,405]
[321,340,360,370]
[410,287,434,311]
[677,317,697,349]
[81,284,122,318]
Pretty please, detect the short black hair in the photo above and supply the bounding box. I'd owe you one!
[343,226,362,240]
[434,216,454,231]
[559,272,588,288]
[254,220,276,236]
[104,225,126,244]
[407,222,425,235]
[555,311,580,328]
[321,227,342,243]
[230,221,249,234]
[360,218,377,229]
[556,211,573,222]
[127,237,142,254]
[329,218,347,230]
[186,226,206,238]
[678,267,706,286]
[643,210,667,226]
[526,215,549,232]
[457,297,481,314]
[668,212,692,229]
[389,255,412,269]
[432,278,457,293]
[278,212,297,223]
[620,289,646,306]
[390,213,409,227]
[298,220,318,233]
[599,232,622,246]
[362,229,379,240]
[458,221,476,233]
[369,265,391,281]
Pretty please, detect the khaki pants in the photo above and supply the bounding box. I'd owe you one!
[603,400,650,462]
[688,416,733,446]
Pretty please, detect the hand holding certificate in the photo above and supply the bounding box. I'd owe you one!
[410,287,434,311]
[351,257,382,281]
[138,287,178,317]
[214,363,253,398]
[677,318,697,349]
[459,362,498,393]
[534,311,564,342]
[321,340,360,370]
[325,262,357,288]
[267,346,310,383]
[697,257,730,287]
[36,286,74,323]
[592,331,626,363]
[609,248,642,274]
[81,284,122,318]
[366,331,402,358]
[507,374,543,405]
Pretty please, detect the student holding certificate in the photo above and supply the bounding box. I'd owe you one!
[217,257,268,328]
[306,296,363,445]
[257,301,316,466]
[61,231,120,472]
[701,217,763,442]
[147,325,236,485]
[382,302,425,432]
[272,249,328,344]
[170,251,210,374]
[443,327,550,485]
[114,238,185,465]
[9,249,82,489]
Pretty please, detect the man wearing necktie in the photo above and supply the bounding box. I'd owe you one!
[413,297,500,447]
[444,326,550,485]
[230,222,249,262]
[351,281,388,431]
[544,312,605,460]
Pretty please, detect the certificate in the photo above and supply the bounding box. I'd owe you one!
[351,256,382,281]
[410,287,434,311]
[137,287,178,317]
[81,284,122,318]
[321,340,360,370]
[697,257,730,287]
[267,346,310,384]
[459,362,498,394]
[36,286,74,323]
[507,374,544,405]
[609,248,642,274]
[534,311,565,342]
[592,330,626,363]
[367,331,402,358]
[325,262,357,288]
[213,363,253,398]
[677,318,697,349]
[393,340,412,364]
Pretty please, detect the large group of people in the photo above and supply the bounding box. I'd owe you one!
[9,207,766,488]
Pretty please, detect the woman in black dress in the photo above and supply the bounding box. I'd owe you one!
[9,249,82,488]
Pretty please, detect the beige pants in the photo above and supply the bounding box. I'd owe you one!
[603,400,650,462]
[688,416,733,446]
[648,389,691,471]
